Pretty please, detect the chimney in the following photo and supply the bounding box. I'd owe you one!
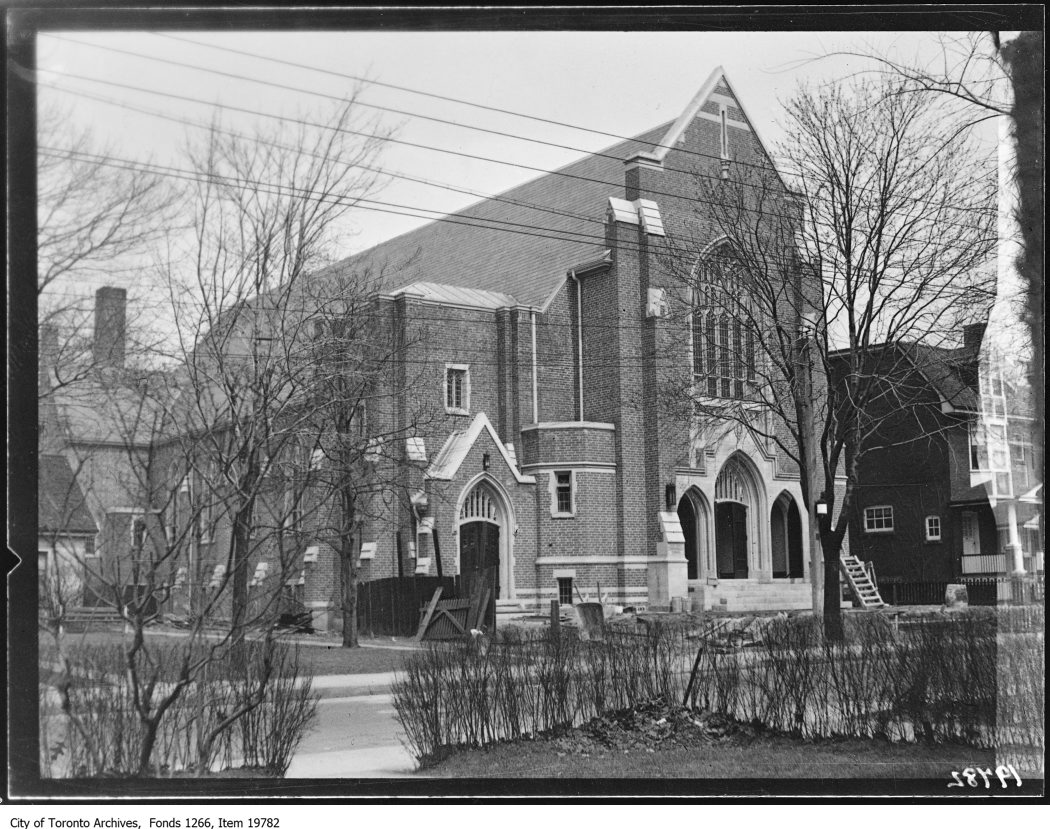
[93,287,127,369]
[963,322,987,354]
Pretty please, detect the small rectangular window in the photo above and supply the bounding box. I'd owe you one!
[863,506,894,534]
[925,515,942,542]
[131,515,148,549]
[445,366,469,413]
[557,577,574,606]
[553,471,574,516]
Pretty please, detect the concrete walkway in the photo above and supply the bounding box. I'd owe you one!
[287,680,418,778]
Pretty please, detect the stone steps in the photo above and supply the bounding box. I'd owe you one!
[702,581,814,611]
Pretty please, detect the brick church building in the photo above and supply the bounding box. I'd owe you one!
[42,68,817,629]
[324,66,814,623]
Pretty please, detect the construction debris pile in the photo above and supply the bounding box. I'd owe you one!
[548,699,761,757]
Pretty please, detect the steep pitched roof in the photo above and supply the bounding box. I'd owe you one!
[905,344,979,411]
[313,121,673,308]
[39,454,97,535]
[49,371,180,446]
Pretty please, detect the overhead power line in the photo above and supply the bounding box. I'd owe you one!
[47,74,998,242]
[41,143,1000,271]
[51,33,1000,221]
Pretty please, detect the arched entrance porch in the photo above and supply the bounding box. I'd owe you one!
[714,455,765,579]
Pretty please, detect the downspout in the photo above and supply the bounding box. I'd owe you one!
[569,270,584,421]
[530,311,539,424]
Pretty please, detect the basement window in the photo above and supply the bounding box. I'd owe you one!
[557,577,574,607]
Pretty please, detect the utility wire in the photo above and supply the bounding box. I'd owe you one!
[40,137,1001,269]
[48,35,1000,223]
[143,31,1001,214]
[43,142,999,289]
[43,81,608,232]
[45,78,998,249]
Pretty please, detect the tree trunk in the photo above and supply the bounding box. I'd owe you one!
[229,503,253,667]
[820,524,845,642]
[340,542,359,648]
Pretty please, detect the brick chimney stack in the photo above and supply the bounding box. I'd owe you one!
[93,286,127,369]
[962,322,987,354]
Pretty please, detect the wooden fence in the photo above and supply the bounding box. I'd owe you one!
[357,575,461,637]
[880,575,1045,607]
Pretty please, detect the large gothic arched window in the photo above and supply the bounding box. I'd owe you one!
[691,245,756,400]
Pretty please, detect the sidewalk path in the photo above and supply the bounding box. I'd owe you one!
[286,692,417,778]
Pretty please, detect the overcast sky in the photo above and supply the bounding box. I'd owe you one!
[36,28,1010,312]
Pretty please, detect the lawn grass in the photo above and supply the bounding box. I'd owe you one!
[418,732,1001,780]
[39,628,416,676]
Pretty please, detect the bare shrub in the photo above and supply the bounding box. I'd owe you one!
[40,638,318,777]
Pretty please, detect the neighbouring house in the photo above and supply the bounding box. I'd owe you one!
[835,322,1043,587]
[41,67,827,626]
[39,287,171,611]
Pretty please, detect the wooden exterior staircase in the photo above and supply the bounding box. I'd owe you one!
[840,556,887,609]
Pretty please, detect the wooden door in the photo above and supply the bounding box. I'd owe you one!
[459,521,499,629]
[715,503,748,579]
[731,504,749,578]
[961,512,979,557]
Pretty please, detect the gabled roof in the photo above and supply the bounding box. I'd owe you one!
[50,373,178,446]
[904,343,979,411]
[426,412,535,484]
[312,120,673,308]
[39,454,97,535]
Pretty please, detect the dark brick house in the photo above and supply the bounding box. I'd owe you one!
[835,324,1043,586]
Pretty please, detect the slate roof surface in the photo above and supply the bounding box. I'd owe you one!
[313,122,673,309]
[39,454,98,534]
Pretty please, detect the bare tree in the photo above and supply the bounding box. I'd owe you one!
[284,267,433,647]
[163,94,392,656]
[826,32,1044,465]
[37,102,179,398]
[664,80,997,638]
[39,362,313,776]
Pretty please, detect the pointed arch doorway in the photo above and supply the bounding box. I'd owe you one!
[771,492,805,579]
[458,478,512,630]
[677,488,711,581]
[714,456,760,579]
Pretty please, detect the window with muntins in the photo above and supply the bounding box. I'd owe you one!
[692,246,756,401]
[925,515,942,542]
[553,471,574,516]
[445,366,469,413]
[864,506,894,533]
[557,577,574,606]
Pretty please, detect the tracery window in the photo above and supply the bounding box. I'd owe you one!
[691,246,756,400]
